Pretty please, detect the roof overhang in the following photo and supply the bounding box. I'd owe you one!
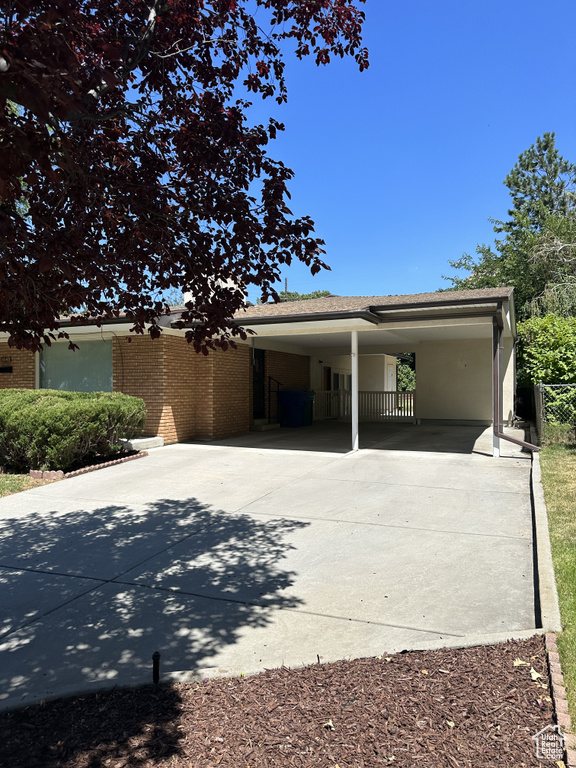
[233,299,513,348]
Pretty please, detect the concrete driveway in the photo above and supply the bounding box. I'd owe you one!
[0,425,537,711]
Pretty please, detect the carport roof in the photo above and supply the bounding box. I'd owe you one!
[232,287,514,325]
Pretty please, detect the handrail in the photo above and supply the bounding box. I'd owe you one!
[313,390,414,422]
[267,376,282,424]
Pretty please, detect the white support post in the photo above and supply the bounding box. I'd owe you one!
[493,432,500,458]
[351,330,359,452]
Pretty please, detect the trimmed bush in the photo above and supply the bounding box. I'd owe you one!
[0,390,146,472]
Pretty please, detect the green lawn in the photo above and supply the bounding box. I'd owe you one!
[540,443,576,718]
[0,474,52,498]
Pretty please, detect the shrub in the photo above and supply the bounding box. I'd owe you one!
[397,361,416,392]
[0,390,146,472]
[517,314,576,385]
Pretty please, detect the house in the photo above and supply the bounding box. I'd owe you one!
[0,287,524,455]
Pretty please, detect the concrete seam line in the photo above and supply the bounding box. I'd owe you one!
[532,449,562,632]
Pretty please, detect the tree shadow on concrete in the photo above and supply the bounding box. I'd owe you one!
[0,497,308,765]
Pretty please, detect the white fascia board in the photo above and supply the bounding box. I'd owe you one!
[0,325,190,342]
[504,300,516,338]
[375,301,499,316]
[242,317,378,336]
[371,316,493,332]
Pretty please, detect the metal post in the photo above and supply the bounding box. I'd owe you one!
[152,650,161,688]
[351,331,359,451]
[492,317,500,457]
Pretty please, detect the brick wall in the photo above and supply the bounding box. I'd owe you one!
[193,353,215,439]
[266,350,310,392]
[113,335,166,438]
[163,335,201,443]
[209,345,251,439]
[113,334,251,443]
[0,336,297,443]
[0,344,35,389]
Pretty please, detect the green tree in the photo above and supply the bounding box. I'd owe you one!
[163,288,185,307]
[257,289,332,304]
[517,315,576,385]
[444,134,576,317]
[397,360,415,391]
[280,290,332,302]
[502,133,576,233]
[528,213,576,316]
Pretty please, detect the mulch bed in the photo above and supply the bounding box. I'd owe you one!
[0,636,557,767]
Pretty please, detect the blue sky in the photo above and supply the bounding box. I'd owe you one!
[244,0,576,302]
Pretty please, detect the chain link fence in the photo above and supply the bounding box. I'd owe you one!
[534,383,576,444]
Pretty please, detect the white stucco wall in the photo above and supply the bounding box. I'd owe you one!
[310,354,398,391]
[359,355,397,391]
[358,356,384,390]
[309,355,351,391]
[502,334,515,425]
[415,337,514,424]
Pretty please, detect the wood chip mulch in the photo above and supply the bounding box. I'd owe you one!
[0,636,558,767]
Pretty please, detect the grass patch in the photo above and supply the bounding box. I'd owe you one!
[543,421,576,446]
[0,473,52,498]
[540,443,576,719]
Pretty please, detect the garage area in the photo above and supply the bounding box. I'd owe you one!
[0,425,536,710]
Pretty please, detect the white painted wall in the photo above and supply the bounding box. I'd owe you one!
[358,355,398,391]
[310,353,398,391]
[502,334,515,426]
[358,356,384,390]
[309,355,351,391]
[415,338,514,424]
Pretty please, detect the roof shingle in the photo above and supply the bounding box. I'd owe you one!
[235,287,514,320]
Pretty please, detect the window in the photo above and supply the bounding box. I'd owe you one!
[40,339,113,392]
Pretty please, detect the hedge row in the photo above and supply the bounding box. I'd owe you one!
[0,390,146,472]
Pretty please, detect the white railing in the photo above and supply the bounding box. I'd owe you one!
[313,390,415,422]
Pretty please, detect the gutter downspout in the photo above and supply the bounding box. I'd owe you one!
[492,304,540,455]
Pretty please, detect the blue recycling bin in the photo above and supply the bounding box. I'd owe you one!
[278,390,315,428]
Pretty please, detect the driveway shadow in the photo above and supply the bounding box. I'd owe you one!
[0,497,308,711]
[0,684,185,768]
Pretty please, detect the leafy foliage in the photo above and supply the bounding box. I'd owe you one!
[256,289,332,304]
[0,1,368,352]
[163,288,185,308]
[502,132,576,233]
[444,133,576,317]
[0,390,146,471]
[528,213,576,316]
[397,360,415,391]
[279,289,332,302]
[517,315,576,385]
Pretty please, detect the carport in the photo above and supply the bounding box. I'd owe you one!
[236,287,538,456]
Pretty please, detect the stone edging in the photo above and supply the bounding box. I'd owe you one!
[29,451,148,480]
[546,632,575,766]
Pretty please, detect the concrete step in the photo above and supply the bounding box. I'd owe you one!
[250,420,281,432]
[120,436,165,450]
